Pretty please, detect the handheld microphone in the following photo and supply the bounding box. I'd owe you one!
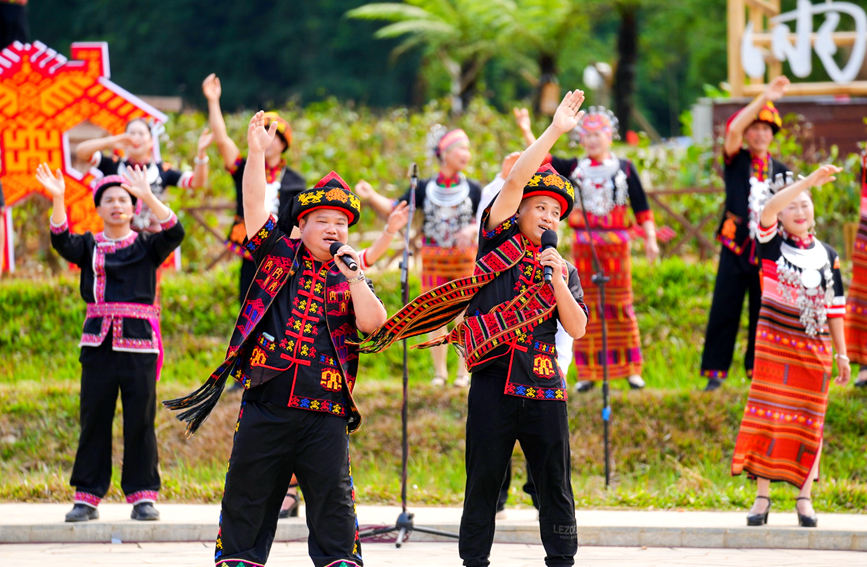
[329,242,358,271]
[540,229,558,283]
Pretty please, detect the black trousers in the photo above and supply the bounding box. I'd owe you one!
[460,368,577,567]
[700,245,761,378]
[215,400,362,567]
[498,459,538,511]
[71,340,160,500]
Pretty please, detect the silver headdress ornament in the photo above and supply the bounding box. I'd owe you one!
[425,123,450,162]
[569,106,620,146]
[747,170,795,241]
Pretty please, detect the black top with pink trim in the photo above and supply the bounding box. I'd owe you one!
[49,215,184,352]
[465,213,586,401]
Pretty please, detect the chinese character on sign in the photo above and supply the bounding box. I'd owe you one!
[742,0,867,83]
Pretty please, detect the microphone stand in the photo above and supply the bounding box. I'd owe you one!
[575,183,612,488]
[358,164,459,546]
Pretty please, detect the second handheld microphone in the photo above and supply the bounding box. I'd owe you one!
[540,229,558,283]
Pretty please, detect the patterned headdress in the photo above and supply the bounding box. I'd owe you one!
[263,111,292,149]
[726,101,782,135]
[292,171,361,226]
[92,174,138,207]
[427,124,469,161]
[522,164,575,219]
[573,106,619,143]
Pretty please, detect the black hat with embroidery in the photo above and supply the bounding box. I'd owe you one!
[292,171,361,227]
[522,164,575,219]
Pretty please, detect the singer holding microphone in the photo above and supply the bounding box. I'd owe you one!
[36,163,185,522]
[354,90,588,566]
[165,112,384,567]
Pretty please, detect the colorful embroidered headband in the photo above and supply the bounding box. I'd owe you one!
[522,164,575,219]
[92,175,137,207]
[576,106,619,139]
[427,124,469,160]
[293,171,361,226]
[726,101,782,135]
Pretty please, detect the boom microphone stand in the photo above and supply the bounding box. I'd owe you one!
[358,164,459,547]
[575,185,612,488]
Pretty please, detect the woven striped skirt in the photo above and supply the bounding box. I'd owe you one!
[571,234,642,381]
[731,299,832,488]
[420,244,477,292]
[845,219,867,365]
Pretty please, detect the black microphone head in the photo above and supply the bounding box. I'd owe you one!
[411,163,419,178]
[541,229,558,249]
[329,241,345,256]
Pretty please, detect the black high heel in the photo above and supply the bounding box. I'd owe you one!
[746,495,771,526]
[279,484,300,519]
[796,497,818,527]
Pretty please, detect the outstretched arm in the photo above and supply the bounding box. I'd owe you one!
[361,201,409,267]
[487,90,584,229]
[513,107,537,147]
[202,73,241,168]
[759,164,841,228]
[243,111,278,238]
[74,133,131,162]
[724,75,789,157]
[190,128,213,189]
[354,179,395,219]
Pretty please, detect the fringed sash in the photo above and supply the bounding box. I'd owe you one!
[428,282,556,370]
[355,233,556,370]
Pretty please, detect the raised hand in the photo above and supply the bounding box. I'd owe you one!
[354,179,376,202]
[247,111,277,155]
[121,164,153,201]
[500,151,521,178]
[35,163,65,198]
[765,75,790,101]
[197,128,214,155]
[386,201,410,233]
[513,107,531,133]
[202,73,222,101]
[807,164,842,188]
[551,90,585,135]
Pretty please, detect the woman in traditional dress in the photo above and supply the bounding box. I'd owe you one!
[75,118,211,232]
[731,164,849,528]
[514,106,658,392]
[356,126,481,387]
[845,151,867,388]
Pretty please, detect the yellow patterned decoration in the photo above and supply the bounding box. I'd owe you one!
[0,41,167,237]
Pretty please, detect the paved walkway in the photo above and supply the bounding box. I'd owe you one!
[2,503,865,554]
[1,542,865,566]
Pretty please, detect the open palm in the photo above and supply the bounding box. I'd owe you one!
[551,90,585,134]
[247,111,277,154]
[35,163,65,198]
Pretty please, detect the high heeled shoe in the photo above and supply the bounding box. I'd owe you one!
[746,495,771,526]
[278,487,300,519]
[796,497,818,527]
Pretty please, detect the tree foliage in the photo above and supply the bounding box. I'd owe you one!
[27,0,739,135]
